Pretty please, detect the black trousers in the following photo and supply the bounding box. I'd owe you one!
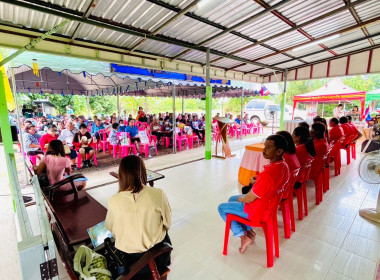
[118,233,172,280]
[151,131,162,141]
[27,150,44,156]
[193,129,204,140]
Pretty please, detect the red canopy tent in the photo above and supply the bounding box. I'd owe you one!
[292,79,366,120]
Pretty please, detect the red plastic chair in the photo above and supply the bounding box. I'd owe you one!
[340,134,354,165]
[223,186,286,267]
[279,168,300,238]
[294,159,313,220]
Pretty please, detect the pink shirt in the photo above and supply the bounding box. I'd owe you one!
[41,155,70,185]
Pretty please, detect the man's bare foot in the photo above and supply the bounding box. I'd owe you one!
[245,230,256,242]
[239,235,253,254]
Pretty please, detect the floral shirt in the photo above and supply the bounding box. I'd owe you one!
[24,132,42,153]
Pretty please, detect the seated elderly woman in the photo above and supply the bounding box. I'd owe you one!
[106,156,171,278]
[34,140,86,191]
[23,124,44,156]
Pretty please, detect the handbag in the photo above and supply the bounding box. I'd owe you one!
[101,237,128,279]
[74,245,112,280]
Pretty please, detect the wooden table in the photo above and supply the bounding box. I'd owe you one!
[109,169,165,187]
[238,143,269,185]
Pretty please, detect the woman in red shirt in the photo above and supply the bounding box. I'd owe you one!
[276,130,300,173]
[292,126,315,188]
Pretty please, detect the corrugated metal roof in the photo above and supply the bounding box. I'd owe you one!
[235,13,290,42]
[302,10,356,38]
[354,0,380,21]
[237,45,276,61]
[301,52,334,63]
[277,0,345,25]
[211,58,244,69]
[255,53,290,65]
[233,64,261,72]
[204,33,252,54]
[0,0,379,78]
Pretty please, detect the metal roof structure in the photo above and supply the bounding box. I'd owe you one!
[0,0,379,83]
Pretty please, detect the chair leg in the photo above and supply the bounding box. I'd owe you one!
[262,222,274,267]
[273,215,279,258]
[280,201,291,239]
[223,215,232,256]
[295,189,303,220]
[346,147,350,165]
[289,197,296,232]
[77,154,81,168]
[145,145,149,158]
[302,183,308,216]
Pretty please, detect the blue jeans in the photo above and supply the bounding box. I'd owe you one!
[218,195,252,237]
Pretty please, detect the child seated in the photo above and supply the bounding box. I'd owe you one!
[109,123,119,145]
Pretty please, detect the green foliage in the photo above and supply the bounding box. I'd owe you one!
[90,95,117,117]
[342,75,376,92]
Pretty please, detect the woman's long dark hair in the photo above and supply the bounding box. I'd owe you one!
[276,130,296,154]
[46,140,65,157]
[118,155,147,194]
[293,126,316,157]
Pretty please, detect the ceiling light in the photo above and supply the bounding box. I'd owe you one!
[292,34,341,52]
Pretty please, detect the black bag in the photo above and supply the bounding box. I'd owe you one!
[38,172,50,188]
[102,237,128,278]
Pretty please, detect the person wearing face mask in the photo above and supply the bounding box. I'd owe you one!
[118,119,127,132]
[161,116,173,137]
[40,124,59,153]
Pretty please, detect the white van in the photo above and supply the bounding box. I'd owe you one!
[244,99,306,124]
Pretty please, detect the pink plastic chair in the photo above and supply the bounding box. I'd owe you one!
[119,133,137,157]
[139,131,158,158]
[174,128,188,151]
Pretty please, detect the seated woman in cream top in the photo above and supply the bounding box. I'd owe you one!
[105,155,172,276]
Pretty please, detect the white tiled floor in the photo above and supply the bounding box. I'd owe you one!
[2,144,379,279]
[83,149,380,280]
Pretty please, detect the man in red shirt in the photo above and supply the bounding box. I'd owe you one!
[218,135,290,254]
[328,118,343,143]
[39,125,59,152]
[347,115,363,142]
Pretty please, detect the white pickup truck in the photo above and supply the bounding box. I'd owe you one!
[244,99,306,125]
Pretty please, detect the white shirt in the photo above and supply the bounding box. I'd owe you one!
[58,128,78,147]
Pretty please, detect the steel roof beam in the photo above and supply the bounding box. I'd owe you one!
[145,0,304,65]
[225,15,380,71]
[261,44,380,78]
[211,0,370,63]
[170,0,293,61]
[343,0,374,46]
[245,32,380,74]
[253,0,338,57]
[70,0,99,40]
[128,0,201,52]
[1,0,282,71]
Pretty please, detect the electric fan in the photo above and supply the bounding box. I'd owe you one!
[358,124,380,224]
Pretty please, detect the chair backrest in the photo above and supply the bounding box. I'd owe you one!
[282,167,300,200]
[303,159,314,182]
